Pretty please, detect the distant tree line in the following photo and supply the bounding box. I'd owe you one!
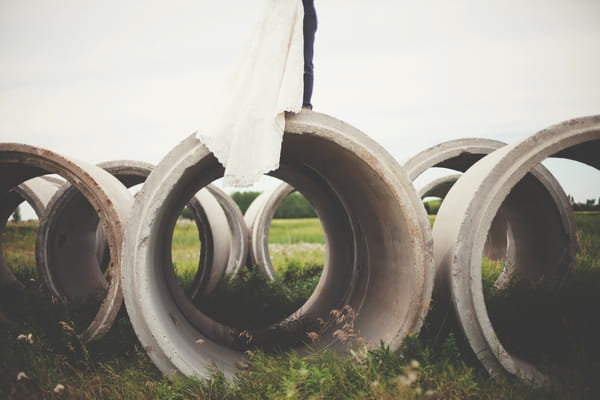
[181,191,317,220]
[569,195,600,212]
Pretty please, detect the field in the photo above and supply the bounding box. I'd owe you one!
[1,213,599,399]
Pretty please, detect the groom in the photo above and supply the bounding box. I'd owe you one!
[303,0,317,110]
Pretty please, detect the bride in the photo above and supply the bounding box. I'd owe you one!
[197,0,317,188]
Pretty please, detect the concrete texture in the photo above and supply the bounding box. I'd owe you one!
[121,111,434,379]
[0,143,133,342]
[0,176,64,296]
[204,185,248,277]
[404,138,577,291]
[432,115,600,383]
[37,160,243,311]
[244,181,295,280]
[418,173,461,199]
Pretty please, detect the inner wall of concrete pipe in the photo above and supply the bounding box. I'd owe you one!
[404,139,577,291]
[121,111,434,379]
[0,144,133,342]
[433,115,600,383]
[0,177,63,294]
[37,160,235,308]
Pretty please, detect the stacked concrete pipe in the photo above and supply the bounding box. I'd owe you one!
[0,143,133,342]
[121,111,435,379]
[433,115,600,383]
[0,176,64,309]
[403,138,577,290]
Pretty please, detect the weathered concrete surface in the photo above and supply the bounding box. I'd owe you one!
[244,182,295,280]
[418,173,461,199]
[121,111,434,379]
[404,138,577,290]
[0,176,64,314]
[204,185,248,277]
[432,115,600,383]
[0,143,133,342]
[37,160,241,307]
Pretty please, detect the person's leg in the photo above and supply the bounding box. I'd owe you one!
[303,4,317,109]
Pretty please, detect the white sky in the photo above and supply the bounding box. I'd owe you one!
[1,0,599,216]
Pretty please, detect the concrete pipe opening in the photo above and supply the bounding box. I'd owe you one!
[432,115,600,383]
[37,160,240,327]
[121,111,434,379]
[0,143,133,342]
[244,181,325,282]
[404,138,577,291]
[0,176,63,315]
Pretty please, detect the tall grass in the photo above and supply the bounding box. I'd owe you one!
[0,212,598,399]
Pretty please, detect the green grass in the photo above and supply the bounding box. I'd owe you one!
[0,213,599,399]
[171,220,201,291]
[268,218,325,244]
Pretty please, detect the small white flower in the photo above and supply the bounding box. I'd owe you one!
[298,368,309,376]
[407,371,418,384]
[16,371,29,381]
[410,359,420,369]
[17,333,34,344]
[53,383,65,393]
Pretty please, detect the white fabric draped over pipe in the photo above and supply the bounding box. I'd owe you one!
[196,0,304,187]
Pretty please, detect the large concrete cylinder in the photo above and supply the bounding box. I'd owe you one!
[433,115,600,383]
[0,143,133,342]
[121,111,434,379]
[37,160,246,305]
[404,138,577,290]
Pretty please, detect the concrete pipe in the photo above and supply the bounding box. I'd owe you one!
[433,115,600,382]
[37,160,240,307]
[417,174,461,199]
[0,143,133,342]
[404,138,577,289]
[204,185,248,277]
[0,176,64,308]
[121,111,434,379]
[417,173,509,263]
[244,182,295,280]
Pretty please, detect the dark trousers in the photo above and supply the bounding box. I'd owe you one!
[303,2,317,108]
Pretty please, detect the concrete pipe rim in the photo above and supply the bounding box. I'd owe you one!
[434,115,600,384]
[245,181,297,280]
[38,159,232,303]
[0,176,64,290]
[0,143,133,342]
[121,111,434,379]
[404,137,577,291]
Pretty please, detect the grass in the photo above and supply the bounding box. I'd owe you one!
[268,218,326,244]
[0,212,598,399]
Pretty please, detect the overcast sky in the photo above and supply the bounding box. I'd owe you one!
[1,0,599,210]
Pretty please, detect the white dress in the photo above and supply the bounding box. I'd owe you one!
[196,0,304,187]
